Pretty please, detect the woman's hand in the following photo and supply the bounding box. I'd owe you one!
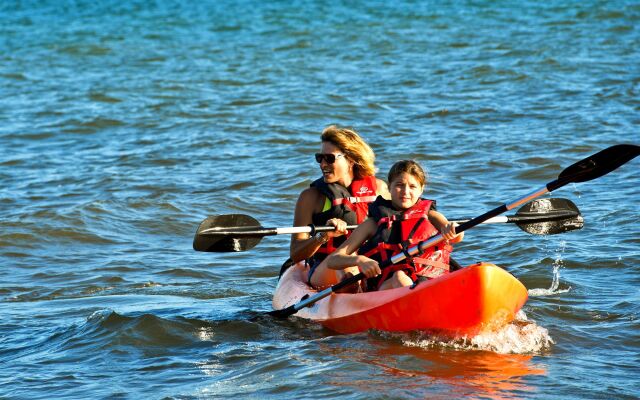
[326,218,348,238]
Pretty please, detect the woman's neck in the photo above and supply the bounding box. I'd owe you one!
[336,175,353,188]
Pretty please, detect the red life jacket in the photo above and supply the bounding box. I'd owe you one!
[358,197,452,290]
[309,176,378,263]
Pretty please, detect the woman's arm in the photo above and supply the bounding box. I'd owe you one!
[376,178,391,200]
[289,188,347,262]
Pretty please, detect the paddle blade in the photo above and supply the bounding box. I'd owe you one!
[549,144,640,191]
[193,214,263,252]
[514,198,584,235]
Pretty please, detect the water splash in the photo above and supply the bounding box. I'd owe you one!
[382,311,554,355]
[529,240,571,297]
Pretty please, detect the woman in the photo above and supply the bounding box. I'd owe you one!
[290,125,389,289]
[321,160,464,291]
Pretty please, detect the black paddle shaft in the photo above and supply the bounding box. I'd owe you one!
[411,144,640,263]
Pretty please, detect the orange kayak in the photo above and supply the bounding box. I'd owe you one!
[272,262,528,337]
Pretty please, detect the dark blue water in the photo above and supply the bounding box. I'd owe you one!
[1,1,639,398]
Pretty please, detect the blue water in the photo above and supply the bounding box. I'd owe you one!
[1,1,639,398]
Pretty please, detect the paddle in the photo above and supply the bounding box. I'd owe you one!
[269,144,640,319]
[193,198,583,252]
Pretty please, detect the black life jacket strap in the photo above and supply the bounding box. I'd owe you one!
[399,216,426,268]
[406,216,426,242]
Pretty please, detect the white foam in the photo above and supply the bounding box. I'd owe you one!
[232,238,242,251]
[385,311,554,355]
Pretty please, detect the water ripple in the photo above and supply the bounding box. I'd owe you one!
[1,0,639,398]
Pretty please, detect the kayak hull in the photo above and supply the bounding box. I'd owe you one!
[272,262,528,336]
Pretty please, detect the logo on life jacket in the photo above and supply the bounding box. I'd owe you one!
[404,207,426,219]
[356,186,374,196]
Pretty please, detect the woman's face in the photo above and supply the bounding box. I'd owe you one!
[390,172,423,210]
[318,141,353,185]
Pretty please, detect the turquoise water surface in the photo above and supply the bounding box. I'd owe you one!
[1,1,639,398]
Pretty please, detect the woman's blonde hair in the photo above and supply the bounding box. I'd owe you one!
[320,125,376,179]
[387,160,427,188]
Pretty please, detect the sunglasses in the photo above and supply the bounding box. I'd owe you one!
[315,153,345,164]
